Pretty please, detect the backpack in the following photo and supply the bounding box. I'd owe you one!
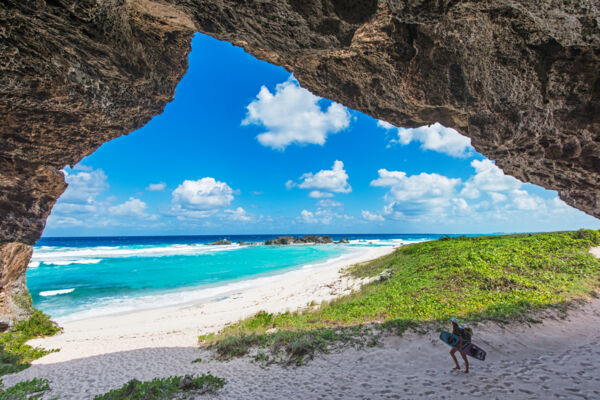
[463,327,473,342]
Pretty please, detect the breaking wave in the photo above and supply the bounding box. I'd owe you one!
[40,288,75,297]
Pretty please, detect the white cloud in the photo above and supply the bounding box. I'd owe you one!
[365,159,580,227]
[46,215,86,226]
[357,157,600,230]
[146,182,166,191]
[461,159,522,198]
[460,159,546,214]
[300,210,318,224]
[378,121,474,158]
[372,170,460,203]
[549,197,571,212]
[452,198,470,214]
[53,202,99,215]
[171,178,234,210]
[285,180,296,190]
[224,207,251,221]
[361,210,384,221]
[297,160,351,194]
[50,168,165,228]
[490,192,507,203]
[298,208,352,225]
[317,199,343,207]
[60,168,109,204]
[511,190,544,211]
[309,190,334,199]
[371,169,461,219]
[242,78,350,150]
[109,197,157,220]
[168,178,251,222]
[169,207,217,220]
[376,120,395,130]
[50,167,110,226]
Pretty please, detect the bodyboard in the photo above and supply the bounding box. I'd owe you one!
[439,331,487,361]
[461,343,486,361]
[439,331,460,347]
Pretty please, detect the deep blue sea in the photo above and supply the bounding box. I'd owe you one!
[28,234,447,322]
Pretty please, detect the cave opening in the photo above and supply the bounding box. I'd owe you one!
[23,33,600,323]
[2,2,600,396]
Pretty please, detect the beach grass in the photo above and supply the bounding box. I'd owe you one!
[199,230,600,362]
[0,377,51,400]
[0,310,60,376]
[93,374,225,400]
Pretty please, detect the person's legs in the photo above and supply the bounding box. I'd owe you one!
[450,348,460,370]
[460,351,469,373]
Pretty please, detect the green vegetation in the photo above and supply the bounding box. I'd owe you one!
[93,374,226,400]
[11,294,34,316]
[200,230,600,363]
[201,323,378,365]
[0,378,51,400]
[0,310,60,376]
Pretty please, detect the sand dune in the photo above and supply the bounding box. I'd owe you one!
[3,246,600,399]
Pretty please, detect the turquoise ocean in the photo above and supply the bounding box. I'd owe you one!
[28,234,444,322]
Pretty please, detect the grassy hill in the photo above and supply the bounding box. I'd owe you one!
[199,230,600,364]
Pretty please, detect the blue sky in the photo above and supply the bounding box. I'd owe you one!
[43,34,600,237]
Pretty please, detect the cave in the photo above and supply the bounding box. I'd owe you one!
[1,0,599,325]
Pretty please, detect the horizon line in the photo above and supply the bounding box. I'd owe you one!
[38,232,528,239]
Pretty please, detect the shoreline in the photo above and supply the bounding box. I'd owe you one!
[27,245,398,363]
[50,244,367,324]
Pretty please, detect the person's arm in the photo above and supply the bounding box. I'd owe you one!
[458,336,463,349]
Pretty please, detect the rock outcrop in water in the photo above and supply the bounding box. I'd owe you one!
[264,236,334,245]
[208,240,233,246]
[0,0,599,324]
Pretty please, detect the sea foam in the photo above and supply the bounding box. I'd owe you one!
[31,243,244,266]
[40,288,75,297]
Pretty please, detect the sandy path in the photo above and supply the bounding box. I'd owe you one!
[5,300,600,399]
[2,246,599,399]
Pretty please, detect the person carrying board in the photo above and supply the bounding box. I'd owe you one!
[449,317,471,373]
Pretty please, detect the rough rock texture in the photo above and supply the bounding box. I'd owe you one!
[208,240,233,245]
[0,0,196,324]
[0,0,598,323]
[264,235,334,245]
[0,242,34,326]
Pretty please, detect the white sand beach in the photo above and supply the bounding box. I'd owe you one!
[3,246,600,399]
[24,245,398,362]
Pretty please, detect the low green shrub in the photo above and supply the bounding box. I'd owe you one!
[93,374,225,400]
[0,378,51,400]
[0,310,60,376]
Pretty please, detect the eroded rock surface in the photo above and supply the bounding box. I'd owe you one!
[264,235,334,245]
[0,0,598,323]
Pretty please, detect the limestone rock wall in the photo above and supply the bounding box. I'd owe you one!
[0,242,34,327]
[0,0,195,324]
[0,0,598,323]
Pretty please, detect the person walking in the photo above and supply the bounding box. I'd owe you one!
[449,317,470,373]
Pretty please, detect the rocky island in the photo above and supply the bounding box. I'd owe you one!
[208,240,233,246]
[264,235,334,245]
